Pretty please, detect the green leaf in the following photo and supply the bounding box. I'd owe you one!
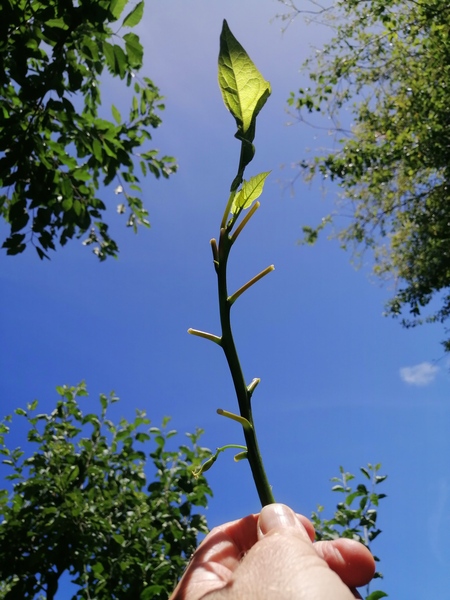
[113,44,127,78]
[375,475,388,484]
[124,33,143,68]
[92,561,105,574]
[331,485,345,492]
[92,138,103,161]
[61,178,73,200]
[110,0,128,20]
[366,592,388,600]
[73,200,82,216]
[67,465,80,483]
[218,20,271,138]
[103,41,116,71]
[45,18,69,29]
[231,171,270,214]
[122,1,144,27]
[141,585,164,599]
[111,104,121,124]
[360,467,370,479]
[62,197,73,211]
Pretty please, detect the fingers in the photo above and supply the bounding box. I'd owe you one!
[211,505,361,600]
[170,504,375,600]
[259,505,375,589]
[314,538,375,588]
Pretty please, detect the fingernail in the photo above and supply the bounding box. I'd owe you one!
[258,504,303,536]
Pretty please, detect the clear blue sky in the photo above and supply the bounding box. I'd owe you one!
[1,1,450,598]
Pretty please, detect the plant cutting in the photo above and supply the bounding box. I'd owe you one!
[188,20,274,506]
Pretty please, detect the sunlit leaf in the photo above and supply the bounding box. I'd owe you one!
[122,1,144,27]
[111,104,121,124]
[218,20,271,139]
[110,0,128,20]
[124,33,143,67]
[113,44,127,78]
[231,171,270,213]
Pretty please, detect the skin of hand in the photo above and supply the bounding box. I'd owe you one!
[170,503,375,600]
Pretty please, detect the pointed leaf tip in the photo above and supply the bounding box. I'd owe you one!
[123,0,144,27]
[218,21,271,138]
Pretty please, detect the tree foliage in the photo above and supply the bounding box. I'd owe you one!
[0,0,176,260]
[284,0,450,348]
[311,463,388,600]
[0,383,211,600]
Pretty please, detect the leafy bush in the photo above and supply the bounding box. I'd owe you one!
[0,382,211,600]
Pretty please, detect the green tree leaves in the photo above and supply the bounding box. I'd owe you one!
[0,383,212,599]
[285,0,450,349]
[311,464,388,600]
[0,0,176,260]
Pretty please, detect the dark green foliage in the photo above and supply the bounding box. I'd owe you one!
[0,0,176,260]
[284,0,450,349]
[311,463,387,599]
[0,383,211,599]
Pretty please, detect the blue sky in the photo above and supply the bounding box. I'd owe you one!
[1,1,450,598]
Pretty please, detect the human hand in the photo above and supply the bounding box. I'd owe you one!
[170,503,375,600]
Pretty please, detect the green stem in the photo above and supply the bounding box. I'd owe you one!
[217,227,275,506]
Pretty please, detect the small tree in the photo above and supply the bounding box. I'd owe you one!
[0,383,211,600]
[0,0,176,260]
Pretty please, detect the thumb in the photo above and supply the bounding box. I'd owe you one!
[257,503,315,542]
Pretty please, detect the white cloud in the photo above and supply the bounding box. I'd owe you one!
[399,362,439,386]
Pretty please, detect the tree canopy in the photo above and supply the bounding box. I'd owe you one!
[284,0,450,348]
[0,0,176,260]
[0,383,211,600]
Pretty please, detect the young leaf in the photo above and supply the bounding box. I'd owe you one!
[122,1,144,27]
[218,20,271,140]
[231,171,270,214]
